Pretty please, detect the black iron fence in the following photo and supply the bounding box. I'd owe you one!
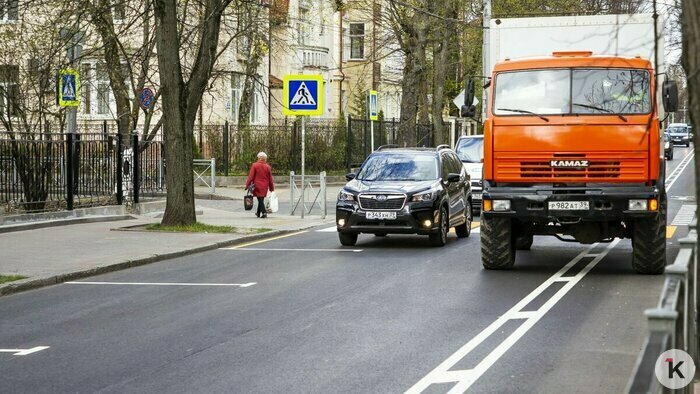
[0,131,165,213]
[198,117,437,175]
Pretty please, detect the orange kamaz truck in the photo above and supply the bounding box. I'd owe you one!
[461,15,679,274]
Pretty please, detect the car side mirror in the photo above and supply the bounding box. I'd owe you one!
[662,79,679,113]
[447,173,460,183]
[345,173,356,181]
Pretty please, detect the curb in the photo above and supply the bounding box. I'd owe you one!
[0,215,135,234]
[0,225,319,298]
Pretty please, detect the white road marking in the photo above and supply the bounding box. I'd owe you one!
[671,205,697,226]
[227,248,362,253]
[406,239,620,393]
[0,346,50,356]
[316,226,338,232]
[666,150,695,192]
[65,282,257,287]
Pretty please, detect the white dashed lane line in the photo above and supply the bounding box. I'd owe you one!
[671,205,697,226]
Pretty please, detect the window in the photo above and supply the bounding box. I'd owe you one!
[111,0,125,22]
[80,63,92,114]
[349,23,365,60]
[231,74,241,122]
[455,137,484,163]
[494,69,570,116]
[356,154,438,181]
[0,0,18,22]
[571,69,651,115]
[297,7,309,45]
[0,64,19,117]
[96,63,111,115]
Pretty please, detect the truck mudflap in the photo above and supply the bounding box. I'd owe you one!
[481,184,662,222]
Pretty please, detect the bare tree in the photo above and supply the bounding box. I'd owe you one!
[154,0,233,225]
[681,0,699,225]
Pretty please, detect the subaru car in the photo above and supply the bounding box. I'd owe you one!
[454,135,483,215]
[667,123,690,147]
[336,146,473,247]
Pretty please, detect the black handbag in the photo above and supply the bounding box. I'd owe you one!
[244,184,254,211]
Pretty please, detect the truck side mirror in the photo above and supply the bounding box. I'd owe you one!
[461,79,476,118]
[662,80,679,113]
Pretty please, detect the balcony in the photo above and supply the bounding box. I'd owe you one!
[296,45,330,69]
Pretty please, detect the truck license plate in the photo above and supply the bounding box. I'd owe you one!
[473,193,482,200]
[548,201,589,211]
[366,211,397,220]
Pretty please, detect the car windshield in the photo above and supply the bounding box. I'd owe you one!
[668,127,687,133]
[494,68,651,116]
[356,154,438,181]
[455,138,484,163]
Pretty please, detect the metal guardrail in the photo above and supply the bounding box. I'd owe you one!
[289,171,326,219]
[193,158,216,195]
[626,216,698,393]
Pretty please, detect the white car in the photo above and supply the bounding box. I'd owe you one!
[455,135,484,215]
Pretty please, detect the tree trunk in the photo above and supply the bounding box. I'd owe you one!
[432,36,449,145]
[399,49,419,147]
[154,0,196,226]
[238,36,264,127]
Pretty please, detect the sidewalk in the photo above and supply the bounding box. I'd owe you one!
[0,203,332,296]
[196,184,344,202]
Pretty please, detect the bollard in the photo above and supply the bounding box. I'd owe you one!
[211,158,216,195]
[320,171,326,219]
[290,171,295,216]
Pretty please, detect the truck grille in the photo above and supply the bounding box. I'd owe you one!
[358,194,406,210]
[495,152,647,182]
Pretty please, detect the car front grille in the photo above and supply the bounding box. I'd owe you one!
[358,194,406,210]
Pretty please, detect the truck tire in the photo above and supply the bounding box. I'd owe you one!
[631,214,666,274]
[516,234,533,250]
[481,216,516,269]
[429,206,449,247]
[455,201,472,238]
[339,232,358,246]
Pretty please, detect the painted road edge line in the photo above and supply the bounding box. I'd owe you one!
[232,248,363,252]
[0,346,50,356]
[222,231,307,249]
[666,150,695,191]
[65,282,257,287]
[406,239,620,394]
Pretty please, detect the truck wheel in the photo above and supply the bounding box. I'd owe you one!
[481,216,516,269]
[455,201,472,238]
[339,232,358,246]
[631,214,666,274]
[516,234,533,250]
[429,207,448,247]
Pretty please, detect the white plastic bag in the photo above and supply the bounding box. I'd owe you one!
[267,191,279,213]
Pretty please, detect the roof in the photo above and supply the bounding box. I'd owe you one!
[493,54,653,73]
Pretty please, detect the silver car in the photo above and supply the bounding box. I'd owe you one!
[455,135,484,215]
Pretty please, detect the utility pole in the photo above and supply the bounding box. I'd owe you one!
[481,0,491,122]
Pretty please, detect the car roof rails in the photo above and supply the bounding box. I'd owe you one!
[376,144,399,151]
[436,144,451,151]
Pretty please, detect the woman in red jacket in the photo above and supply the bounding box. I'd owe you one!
[245,152,275,218]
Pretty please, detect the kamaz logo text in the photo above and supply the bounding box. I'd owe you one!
[550,160,589,168]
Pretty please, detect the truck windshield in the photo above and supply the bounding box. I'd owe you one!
[356,154,439,181]
[494,68,651,116]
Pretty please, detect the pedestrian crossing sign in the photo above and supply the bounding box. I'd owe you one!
[57,69,80,107]
[283,74,323,116]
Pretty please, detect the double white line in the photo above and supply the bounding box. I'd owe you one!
[666,150,695,191]
[406,240,620,393]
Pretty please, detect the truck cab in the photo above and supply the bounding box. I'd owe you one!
[462,51,678,274]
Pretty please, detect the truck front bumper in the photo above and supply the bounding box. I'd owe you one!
[481,184,662,222]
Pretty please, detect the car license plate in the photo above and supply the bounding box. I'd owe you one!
[366,211,397,220]
[548,201,589,211]
[473,193,482,200]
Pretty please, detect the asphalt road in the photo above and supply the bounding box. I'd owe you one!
[0,146,695,393]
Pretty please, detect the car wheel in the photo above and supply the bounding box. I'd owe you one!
[339,232,358,246]
[429,207,448,247]
[669,149,674,160]
[687,142,690,147]
[455,200,472,238]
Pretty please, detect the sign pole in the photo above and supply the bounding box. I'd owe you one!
[370,120,374,151]
[301,115,305,219]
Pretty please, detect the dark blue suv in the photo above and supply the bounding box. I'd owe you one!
[335,145,473,246]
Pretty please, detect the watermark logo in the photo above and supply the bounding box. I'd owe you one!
[655,349,696,389]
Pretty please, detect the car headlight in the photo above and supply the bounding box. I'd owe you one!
[411,190,435,202]
[492,200,511,211]
[338,190,356,201]
[665,142,670,149]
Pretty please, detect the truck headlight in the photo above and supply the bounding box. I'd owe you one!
[338,191,355,201]
[493,200,511,211]
[628,199,648,211]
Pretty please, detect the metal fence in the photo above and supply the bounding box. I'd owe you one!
[626,217,698,393]
[0,132,165,213]
[197,117,439,176]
